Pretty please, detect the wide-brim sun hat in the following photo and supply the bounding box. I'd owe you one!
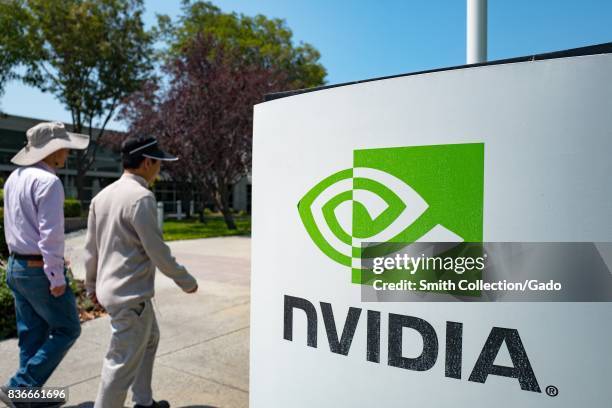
[11,121,90,166]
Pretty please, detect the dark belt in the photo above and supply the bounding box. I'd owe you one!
[10,253,44,261]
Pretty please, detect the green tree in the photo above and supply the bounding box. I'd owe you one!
[0,0,154,200]
[158,0,327,89]
[121,34,285,230]
[0,0,31,103]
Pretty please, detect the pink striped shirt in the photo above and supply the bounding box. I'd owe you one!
[3,161,66,288]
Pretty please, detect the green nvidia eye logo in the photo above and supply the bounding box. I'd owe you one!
[298,143,484,284]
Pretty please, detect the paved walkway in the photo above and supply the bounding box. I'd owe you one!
[0,235,251,408]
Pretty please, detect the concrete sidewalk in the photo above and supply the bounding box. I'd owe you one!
[0,236,251,408]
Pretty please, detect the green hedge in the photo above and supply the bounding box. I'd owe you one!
[64,199,82,218]
[0,266,17,340]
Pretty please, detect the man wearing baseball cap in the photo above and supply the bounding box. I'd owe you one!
[84,135,198,408]
[0,122,89,408]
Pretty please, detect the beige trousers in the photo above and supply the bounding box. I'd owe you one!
[94,299,159,408]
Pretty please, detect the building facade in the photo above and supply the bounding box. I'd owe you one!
[0,113,251,214]
[0,114,121,201]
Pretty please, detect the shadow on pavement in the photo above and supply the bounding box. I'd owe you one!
[179,406,218,408]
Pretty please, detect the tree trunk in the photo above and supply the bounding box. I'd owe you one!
[197,186,211,223]
[218,182,237,230]
[221,204,237,230]
[180,183,193,218]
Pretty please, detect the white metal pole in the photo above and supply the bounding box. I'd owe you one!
[467,0,487,64]
[157,202,164,231]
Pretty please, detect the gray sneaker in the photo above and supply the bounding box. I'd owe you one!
[134,400,170,408]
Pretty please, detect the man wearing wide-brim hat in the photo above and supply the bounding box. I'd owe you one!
[0,122,89,408]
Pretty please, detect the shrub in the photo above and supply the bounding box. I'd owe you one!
[0,266,17,340]
[64,199,82,218]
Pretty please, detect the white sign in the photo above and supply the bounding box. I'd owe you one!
[251,52,612,407]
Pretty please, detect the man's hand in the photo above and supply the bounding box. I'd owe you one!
[50,284,66,298]
[186,284,198,294]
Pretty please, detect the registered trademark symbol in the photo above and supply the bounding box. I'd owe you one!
[546,385,559,397]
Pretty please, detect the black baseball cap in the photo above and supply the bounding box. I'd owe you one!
[121,136,178,161]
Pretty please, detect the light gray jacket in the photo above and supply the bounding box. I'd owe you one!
[84,173,197,313]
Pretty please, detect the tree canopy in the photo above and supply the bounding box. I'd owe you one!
[120,34,283,229]
[158,0,327,90]
[0,0,154,200]
[0,0,31,100]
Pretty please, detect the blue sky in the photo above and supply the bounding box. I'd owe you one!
[1,0,611,130]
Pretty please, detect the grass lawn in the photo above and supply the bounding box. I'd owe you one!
[163,215,251,241]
